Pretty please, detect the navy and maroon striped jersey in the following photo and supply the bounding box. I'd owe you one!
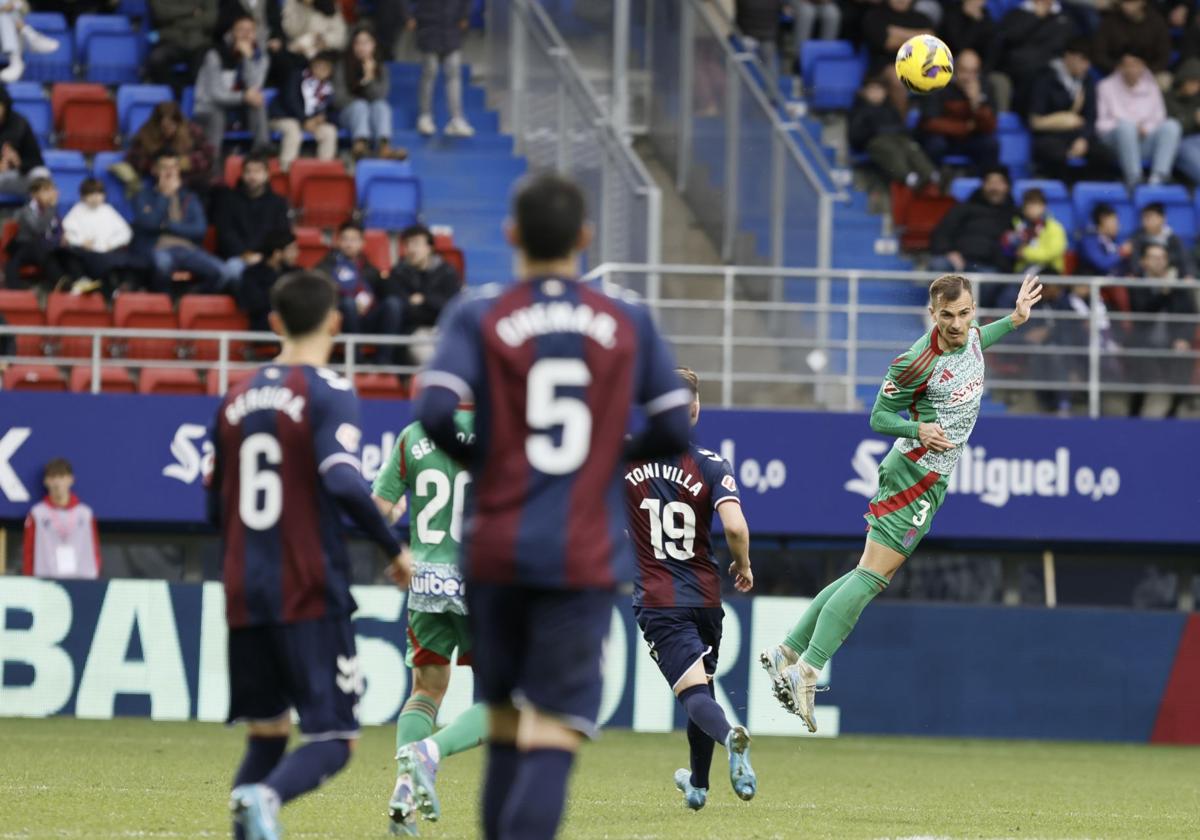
[211,365,364,628]
[625,443,741,608]
[419,276,690,590]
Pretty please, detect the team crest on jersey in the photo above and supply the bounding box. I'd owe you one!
[903,527,918,548]
[721,475,738,493]
[335,423,362,453]
[882,379,900,397]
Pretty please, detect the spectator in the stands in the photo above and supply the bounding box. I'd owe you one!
[194,16,271,174]
[374,0,407,61]
[0,7,59,84]
[147,0,219,92]
[917,49,999,171]
[863,0,935,112]
[848,78,937,189]
[270,50,339,172]
[1128,242,1198,417]
[1130,202,1195,277]
[391,224,462,333]
[1166,59,1200,187]
[23,459,101,580]
[735,0,787,81]
[410,0,475,137]
[0,82,46,199]
[5,176,69,291]
[1097,52,1181,189]
[122,102,215,196]
[1077,203,1133,276]
[238,228,298,332]
[792,0,842,50]
[990,0,1077,115]
[282,0,348,60]
[132,153,225,295]
[62,178,135,296]
[1093,0,1171,79]
[219,0,285,56]
[337,27,406,161]
[940,0,1011,111]
[211,150,291,287]
[1027,39,1117,183]
[1001,188,1068,277]
[928,166,1015,282]
[317,222,403,364]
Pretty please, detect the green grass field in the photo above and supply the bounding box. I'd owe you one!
[1,718,1197,839]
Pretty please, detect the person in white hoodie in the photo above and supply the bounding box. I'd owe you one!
[62,178,136,296]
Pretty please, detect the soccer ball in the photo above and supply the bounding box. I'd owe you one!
[895,35,954,95]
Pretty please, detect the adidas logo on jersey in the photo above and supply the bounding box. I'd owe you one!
[939,369,955,384]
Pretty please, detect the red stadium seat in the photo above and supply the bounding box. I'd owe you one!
[205,367,258,396]
[437,246,466,282]
[46,292,112,358]
[891,183,955,252]
[138,367,205,395]
[363,229,392,272]
[112,292,179,359]
[69,364,135,393]
[288,159,346,203]
[297,174,356,229]
[178,296,249,361]
[0,220,45,285]
[50,82,108,122]
[294,227,328,268]
[354,372,409,400]
[0,288,47,356]
[53,84,117,152]
[4,363,67,391]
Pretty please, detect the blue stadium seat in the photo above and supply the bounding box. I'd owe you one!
[92,150,135,220]
[948,177,980,202]
[22,16,72,82]
[1134,183,1196,242]
[1073,181,1135,235]
[8,84,51,146]
[996,111,1024,133]
[85,32,142,84]
[74,14,133,57]
[1013,179,1068,202]
[998,129,1031,178]
[355,159,415,203]
[116,84,172,137]
[361,175,423,230]
[116,0,149,18]
[43,150,90,212]
[809,56,865,111]
[799,40,855,88]
[1045,199,1075,235]
[180,86,194,119]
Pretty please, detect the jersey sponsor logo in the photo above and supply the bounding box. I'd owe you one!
[335,423,362,454]
[223,386,306,425]
[495,301,619,349]
[162,423,214,485]
[721,475,738,493]
[409,568,467,599]
[882,379,900,397]
[624,462,704,497]
[947,375,985,406]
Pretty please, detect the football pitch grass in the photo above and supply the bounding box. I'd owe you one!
[1,718,1197,839]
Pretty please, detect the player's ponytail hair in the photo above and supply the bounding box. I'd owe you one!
[928,274,972,308]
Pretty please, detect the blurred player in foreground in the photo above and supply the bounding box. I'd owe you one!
[415,173,692,840]
[624,367,756,809]
[372,405,488,836]
[208,270,413,840]
[761,273,1042,732]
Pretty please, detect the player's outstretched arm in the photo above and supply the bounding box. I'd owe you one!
[979,275,1044,348]
[718,501,753,593]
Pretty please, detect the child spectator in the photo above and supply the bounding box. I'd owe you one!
[316,221,403,364]
[5,176,69,291]
[408,0,475,137]
[0,82,47,199]
[1165,59,1200,187]
[1002,188,1068,277]
[1130,202,1195,277]
[211,150,292,286]
[131,153,225,295]
[23,458,101,580]
[391,224,462,333]
[336,27,405,160]
[282,0,348,60]
[270,50,338,172]
[848,78,937,188]
[194,16,270,172]
[1028,39,1116,183]
[122,102,215,197]
[1077,203,1132,276]
[1096,52,1181,189]
[238,227,298,332]
[62,178,135,296]
[917,49,999,171]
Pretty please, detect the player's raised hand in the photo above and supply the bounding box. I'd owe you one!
[918,422,954,453]
[729,559,754,593]
[1011,274,1044,327]
[387,546,414,589]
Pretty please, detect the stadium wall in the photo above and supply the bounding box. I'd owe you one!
[1,578,1197,744]
[0,394,1197,544]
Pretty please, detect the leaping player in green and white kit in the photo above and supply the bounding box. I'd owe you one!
[372,407,487,836]
[761,273,1043,732]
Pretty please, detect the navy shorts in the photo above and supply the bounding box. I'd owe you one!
[466,583,614,738]
[226,617,361,740]
[633,606,724,692]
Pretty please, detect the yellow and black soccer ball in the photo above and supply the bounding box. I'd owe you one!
[895,35,954,95]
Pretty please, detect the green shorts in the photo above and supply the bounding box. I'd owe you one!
[863,447,949,557]
[405,610,473,669]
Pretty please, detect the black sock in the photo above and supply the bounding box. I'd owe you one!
[232,737,288,840]
[686,720,715,790]
[482,742,519,840]
[678,684,732,745]
[499,748,574,840]
[262,739,350,804]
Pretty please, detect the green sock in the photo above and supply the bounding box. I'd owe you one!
[800,567,889,671]
[396,694,438,761]
[783,571,855,657]
[430,702,489,759]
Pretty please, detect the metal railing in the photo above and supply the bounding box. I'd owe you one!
[585,263,1200,417]
[485,0,662,280]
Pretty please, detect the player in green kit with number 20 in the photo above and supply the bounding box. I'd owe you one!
[761,273,1043,732]
[372,407,487,837]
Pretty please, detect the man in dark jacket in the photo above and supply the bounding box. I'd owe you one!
[316,222,404,364]
[862,0,935,112]
[211,150,291,287]
[131,153,224,295]
[917,49,999,171]
[405,0,473,137]
[929,167,1017,299]
[390,224,461,331]
[237,228,297,332]
[0,84,47,199]
[194,16,271,171]
[991,0,1077,114]
[1130,202,1195,277]
[1093,0,1171,77]
[1027,39,1117,182]
[148,0,219,91]
[1128,242,1198,417]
